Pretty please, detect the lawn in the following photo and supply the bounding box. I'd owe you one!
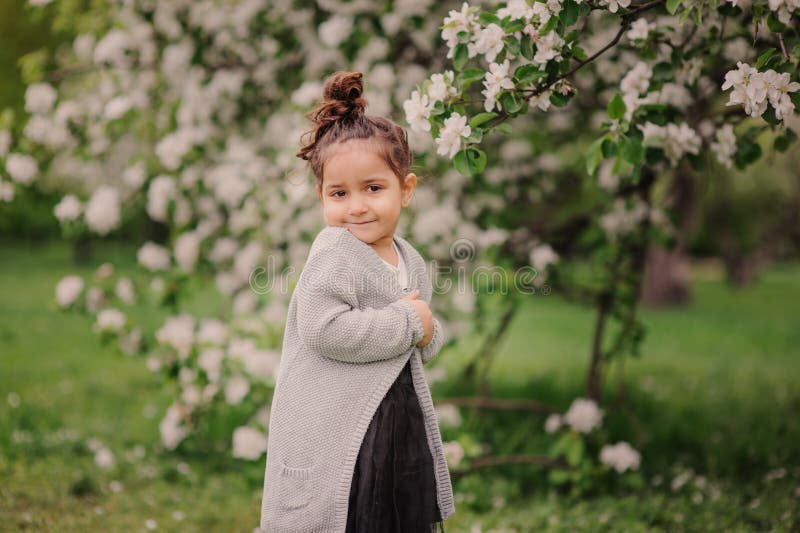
[1,240,798,532]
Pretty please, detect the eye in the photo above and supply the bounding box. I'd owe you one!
[367,185,382,192]
[331,191,345,198]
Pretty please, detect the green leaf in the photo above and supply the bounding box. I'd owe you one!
[457,67,485,90]
[734,137,762,169]
[499,91,523,114]
[549,91,570,107]
[468,148,487,173]
[520,34,535,61]
[774,129,796,152]
[479,12,501,26]
[565,437,585,467]
[514,64,545,85]
[666,0,681,14]
[601,138,617,158]
[430,100,446,116]
[469,112,498,129]
[453,43,468,71]
[466,128,484,143]
[505,36,520,57]
[766,12,790,33]
[560,0,579,26]
[755,48,777,70]
[502,19,525,33]
[607,93,626,120]
[454,150,471,176]
[548,468,570,485]
[572,46,587,61]
[586,136,605,175]
[620,136,644,165]
[496,123,512,134]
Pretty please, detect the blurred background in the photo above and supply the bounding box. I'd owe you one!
[1,1,799,531]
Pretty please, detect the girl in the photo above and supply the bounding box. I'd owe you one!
[259,71,455,533]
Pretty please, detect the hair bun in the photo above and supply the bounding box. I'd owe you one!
[309,71,367,125]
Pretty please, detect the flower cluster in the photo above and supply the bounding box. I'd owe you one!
[721,62,799,121]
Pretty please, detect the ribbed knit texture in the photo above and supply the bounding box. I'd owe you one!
[259,225,453,532]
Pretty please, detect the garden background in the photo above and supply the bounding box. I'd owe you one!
[1,0,799,531]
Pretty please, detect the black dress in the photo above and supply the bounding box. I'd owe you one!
[345,357,446,533]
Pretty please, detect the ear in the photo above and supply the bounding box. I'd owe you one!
[401,173,417,207]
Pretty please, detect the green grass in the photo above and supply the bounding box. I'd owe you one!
[1,240,799,532]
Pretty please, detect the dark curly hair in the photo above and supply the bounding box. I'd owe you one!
[296,71,414,192]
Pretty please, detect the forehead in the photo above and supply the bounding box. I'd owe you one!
[322,140,394,188]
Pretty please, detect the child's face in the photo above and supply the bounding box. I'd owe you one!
[316,139,416,246]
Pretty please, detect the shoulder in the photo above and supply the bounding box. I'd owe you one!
[301,227,359,289]
[307,225,349,259]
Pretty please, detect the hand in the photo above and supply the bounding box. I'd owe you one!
[401,289,433,347]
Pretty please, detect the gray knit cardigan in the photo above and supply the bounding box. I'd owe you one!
[259,225,455,532]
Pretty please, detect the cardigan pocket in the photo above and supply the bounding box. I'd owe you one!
[277,461,314,511]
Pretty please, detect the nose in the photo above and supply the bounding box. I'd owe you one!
[348,196,368,216]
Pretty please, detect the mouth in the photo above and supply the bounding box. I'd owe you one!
[349,220,376,225]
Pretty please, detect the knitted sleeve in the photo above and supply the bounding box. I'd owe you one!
[419,317,445,365]
[416,259,446,365]
[295,245,426,364]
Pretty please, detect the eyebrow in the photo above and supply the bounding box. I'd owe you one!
[324,177,390,191]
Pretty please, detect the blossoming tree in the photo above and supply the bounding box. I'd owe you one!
[3,0,799,491]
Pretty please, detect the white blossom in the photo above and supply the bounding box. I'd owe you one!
[435,112,471,159]
[5,154,38,185]
[403,90,433,133]
[224,375,250,405]
[766,0,799,23]
[600,197,650,239]
[563,397,603,433]
[54,194,82,222]
[318,15,353,48]
[545,413,562,433]
[532,31,564,66]
[443,440,465,468]
[159,403,188,450]
[174,231,201,272]
[428,71,458,103]
[232,426,267,459]
[119,328,142,355]
[94,447,115,469]
[599,0,631,13]
[115,277,136,305]
[482,60,515,112]
[84,186,121,235]
[198,347,224,382]
[497,0,536,20]
[95,308,126,333]
[710,123,737,169]
[25,83,57,114]
[627,18,654,41]
[156,314,195,360]
[137,242,171,271]
[86,286,105,313]
[197,319,228,346]
[600,441,641,473]
[621,61,652,96]
[209,237,238,263]
[435,404,462,427]
[468,24,506,63]
[442,2,479,58]
[529,243,559,272]
[55,275,84,308]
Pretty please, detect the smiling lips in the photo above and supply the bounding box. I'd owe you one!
[350,220,375,225]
